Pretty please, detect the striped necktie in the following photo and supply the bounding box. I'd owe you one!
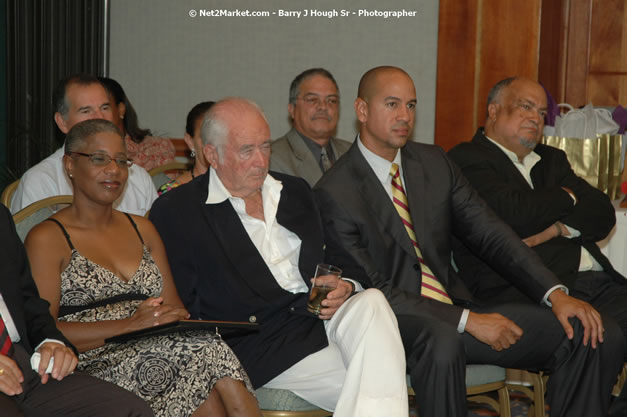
[320,147,332,172]
[0,312,14,356]
[390,163,453,304]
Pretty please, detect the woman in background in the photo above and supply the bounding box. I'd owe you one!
[25,119,261,417]
[158,101,214,194]
[99,77,176,172]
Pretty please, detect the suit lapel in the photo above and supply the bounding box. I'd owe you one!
[199,175,286,303]
[286,128,324,185]
[347,145,416,259]
[286,128,311,162]
[276,181,323,283]
[474,132,533,190]
[401,149,427,252]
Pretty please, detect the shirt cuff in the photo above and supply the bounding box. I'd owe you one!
[342,278,364,292]
[542,285,569,307]
[564,224,581,239]
[457,309,470,333]
[33,338,65,352]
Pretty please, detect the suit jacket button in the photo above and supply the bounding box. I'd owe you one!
[413,264,420,271]
[289,307,295,312]
[248,315,257,323]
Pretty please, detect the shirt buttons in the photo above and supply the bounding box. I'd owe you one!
[413,264,420,271]
[289,307,295,312]
[248,315,257,323]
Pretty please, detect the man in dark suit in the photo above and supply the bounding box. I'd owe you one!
[0,205,153,416]
[448,76,627,416]
[150,98,408,417]
[271,68,351,186]
[314,66,624,417]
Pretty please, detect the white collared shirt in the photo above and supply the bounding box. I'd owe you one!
[0,292,64,355]
[357,137,469,332]
[0,292,20,343]
[485,136,602,273]
[10,146,157,216]
[357,136,403,199]
[206,168,309,294]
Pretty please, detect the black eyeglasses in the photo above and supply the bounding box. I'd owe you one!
[67,152,133,168]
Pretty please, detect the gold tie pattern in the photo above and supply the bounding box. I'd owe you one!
[390,163,453,304]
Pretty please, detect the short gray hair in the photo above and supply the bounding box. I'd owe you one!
[288,68,339,104]
[200,98,268,161]
[64,119,123,154]
[485,77,518,118]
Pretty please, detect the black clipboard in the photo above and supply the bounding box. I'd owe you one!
[105,319,259,343]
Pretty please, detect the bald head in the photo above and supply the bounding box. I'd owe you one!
[354,66,417,161]
[357,66,413,102]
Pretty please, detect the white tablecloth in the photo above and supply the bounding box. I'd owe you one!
[597,200,627,276]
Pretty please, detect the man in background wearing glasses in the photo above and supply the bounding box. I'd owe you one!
[270,68,351,186]
[10,74,157,216]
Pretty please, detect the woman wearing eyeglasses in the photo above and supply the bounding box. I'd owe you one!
[24,119,262,417]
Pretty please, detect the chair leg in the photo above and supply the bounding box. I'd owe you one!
[498,386,511,417]
[531,373,546,417]
[506,369,545,417]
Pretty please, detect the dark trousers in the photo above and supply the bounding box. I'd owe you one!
[570,271,627,417]
[0,344,154,417]
[398,302,624,417]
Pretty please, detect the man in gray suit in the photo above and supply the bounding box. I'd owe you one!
[271,68,351,186]
[314,66,623,417]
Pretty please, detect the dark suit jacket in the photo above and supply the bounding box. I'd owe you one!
[0,205,72,356]
[448,129,623,300]
[314,141,562,327]
[149,171,367,388]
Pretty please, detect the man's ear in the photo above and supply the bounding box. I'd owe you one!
[487,103,499,122]
[203,144,218,167]
[54,112,70,134]
[354,98,368,123]
[288,102,295,121]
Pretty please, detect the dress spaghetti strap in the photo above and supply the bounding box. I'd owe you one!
[123,212,145,245]
[45,218,75,250]
[46,213,144,248]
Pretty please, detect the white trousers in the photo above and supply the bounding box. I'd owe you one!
[262,289,408,417]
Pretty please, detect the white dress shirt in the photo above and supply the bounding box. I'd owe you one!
[356,137,470,332]
[205,168,362,293]
[11,146,158,215]
[206,168,309,293]
[0,292,63,355]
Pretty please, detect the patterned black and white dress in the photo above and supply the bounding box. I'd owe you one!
[50,215,254,417]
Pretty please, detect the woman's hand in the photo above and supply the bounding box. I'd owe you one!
[128,297,190,331]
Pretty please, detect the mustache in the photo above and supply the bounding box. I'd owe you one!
[392,121,410,130]
[311,111,332,121]
[523,120,540,131]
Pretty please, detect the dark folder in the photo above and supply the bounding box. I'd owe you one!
[105,319,259,343]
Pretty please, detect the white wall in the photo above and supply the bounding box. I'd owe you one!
[109,0,439,143]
